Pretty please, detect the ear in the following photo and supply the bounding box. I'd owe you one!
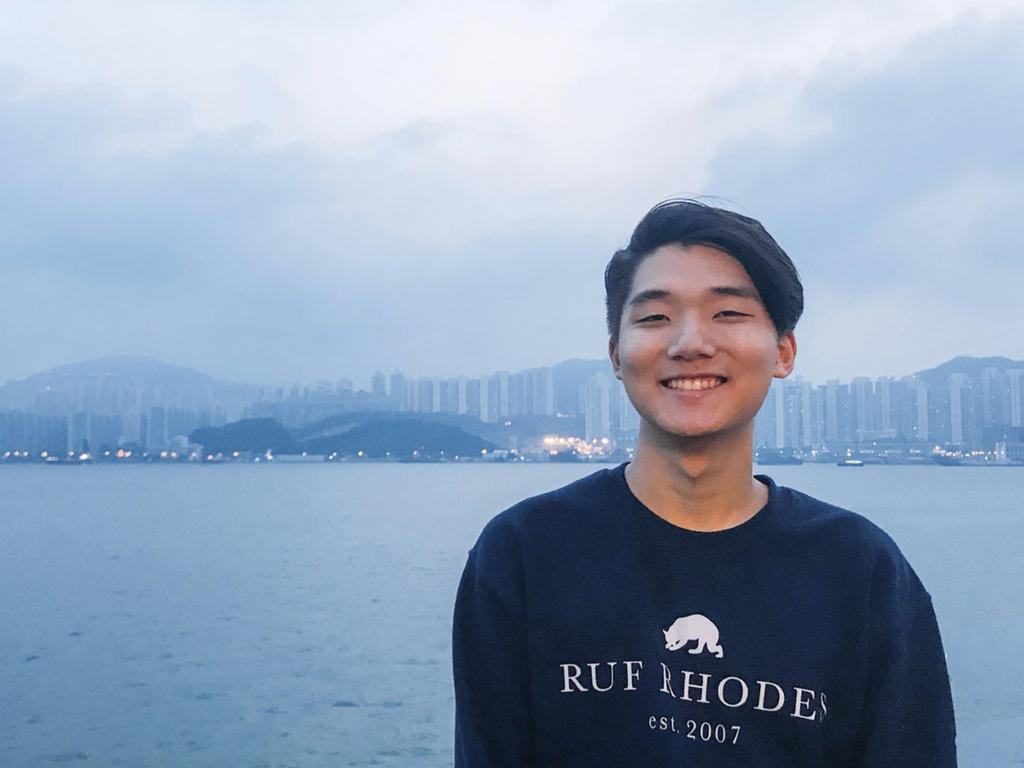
[773,331,796,379]
[663,629,669,638]
[609,336,623,380]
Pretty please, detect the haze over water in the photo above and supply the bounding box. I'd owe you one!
[1,463,1021,766]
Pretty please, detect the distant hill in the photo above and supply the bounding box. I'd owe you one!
[912,356,1024,386]
[0,354,224,412]
[191,418,297,455]
[293,410,582,450]
[5,354,218,388]
[301,419,495,458]
[191,416,495,459]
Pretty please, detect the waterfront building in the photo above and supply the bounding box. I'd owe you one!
[1009,369,1024,427]
[371,370,387,405]
[388,370,406,411]
[584,372,612,441]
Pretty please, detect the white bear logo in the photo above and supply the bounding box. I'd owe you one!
[663,614,724,658]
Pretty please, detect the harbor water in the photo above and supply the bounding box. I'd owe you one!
[1,463,1021,766]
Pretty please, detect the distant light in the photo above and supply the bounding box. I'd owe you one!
[481,449,487,455]
[41,451,48,458]
[78,453,90,461]
[357,450,364,457]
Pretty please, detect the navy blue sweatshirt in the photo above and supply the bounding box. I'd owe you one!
[453,464,956,766]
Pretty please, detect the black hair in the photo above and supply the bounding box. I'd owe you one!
[604,199,803,339]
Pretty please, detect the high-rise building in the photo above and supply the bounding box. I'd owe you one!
[876,377,895,434]
[1008,369,1024,427]
[850,377,873,440]
[479,376,493,423]
[389,370,406,412]
[530,367,555,417]
[584,373,612,441]
[949,374,968,445]
[496,371,510,419]
[431,376,442,413]
[371,370,387,406]
[824,380,841,444]
[615,382,640,434]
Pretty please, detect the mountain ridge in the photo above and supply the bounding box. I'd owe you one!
[6,353,1024,392]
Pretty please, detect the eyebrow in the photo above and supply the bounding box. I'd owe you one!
[710,285,761,300]
[627,285,760,307]
[627,288,671,307]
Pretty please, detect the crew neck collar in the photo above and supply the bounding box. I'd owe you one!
[612,461,777,539]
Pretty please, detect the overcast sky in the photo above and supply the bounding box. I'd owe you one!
[2,0,1022,388]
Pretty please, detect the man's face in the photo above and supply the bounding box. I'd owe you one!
[609,243,795,443]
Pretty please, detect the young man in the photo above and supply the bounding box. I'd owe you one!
[452,200,957,766]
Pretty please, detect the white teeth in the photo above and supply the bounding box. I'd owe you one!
[665,377,723,391]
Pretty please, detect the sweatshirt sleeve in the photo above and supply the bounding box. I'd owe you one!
[852,546,957,767]
[452,518,537,767]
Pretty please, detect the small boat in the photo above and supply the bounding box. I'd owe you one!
[837,458,864,467]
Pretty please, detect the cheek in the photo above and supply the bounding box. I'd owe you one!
[735,331,784,368]
[616,335,660,372]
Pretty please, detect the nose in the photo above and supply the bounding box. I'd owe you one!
[666,316,716,360]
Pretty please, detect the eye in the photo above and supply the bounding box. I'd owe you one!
[715,310,749,319]
[637,314,668,323]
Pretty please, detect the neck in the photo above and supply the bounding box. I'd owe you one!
[625,421,766,532]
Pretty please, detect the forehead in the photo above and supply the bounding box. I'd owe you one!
[629,243,756,296]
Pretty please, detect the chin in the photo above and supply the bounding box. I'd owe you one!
[650,421,723,441]
[644,413,751,443]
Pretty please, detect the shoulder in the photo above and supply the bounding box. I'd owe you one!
[471,465,620,554]
[769,482,915,580]
[460,466,620,599]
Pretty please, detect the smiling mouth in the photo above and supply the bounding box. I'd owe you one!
[662,376,727,391]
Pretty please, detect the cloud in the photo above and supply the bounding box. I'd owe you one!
[701,16,1024,380]
[0,72,614,384]
[3,5,1022,386]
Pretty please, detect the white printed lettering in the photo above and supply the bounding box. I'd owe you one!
[754,680,786,712]
[717,676,750,708]
[560,663,587,693]
[680,671,711,704]
[588,662,616,693]
[791,687,818,720]
[624,660,643,691]
[660,662,677,698]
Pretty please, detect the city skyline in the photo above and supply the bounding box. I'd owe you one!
[2,352,1021,459]
[5,350,1022,397]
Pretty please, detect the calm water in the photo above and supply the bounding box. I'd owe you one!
[1,463,1021,767]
